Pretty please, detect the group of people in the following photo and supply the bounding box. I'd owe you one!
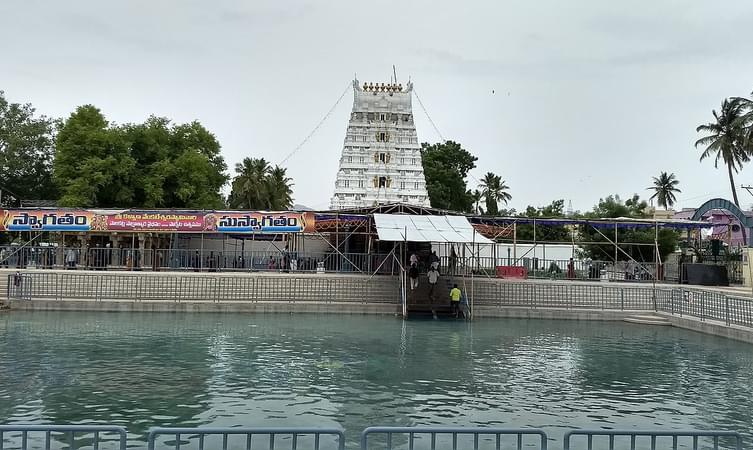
[407,250,463,317]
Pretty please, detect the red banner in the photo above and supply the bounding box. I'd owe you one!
[103,213,211,232]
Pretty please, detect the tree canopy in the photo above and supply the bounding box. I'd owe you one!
[54,105,136,207]
[647,171,681,210]
[420,140,477,212]
[54,106,228,208]
[123,117,228,209]
[578,194,678,262]
[478,172,511,216]
[695,98,749,207]
[228,157,294,210]
[0,91,58,205]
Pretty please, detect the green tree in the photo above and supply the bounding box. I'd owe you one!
[478,172,511,216]
[579,194,678,262]
[695,98,749,207]
[647,171,681,210]
[735,90,753,153]
[228,158,294,210]
[0,91,58,205]
[471,189,483,215]
[129,119,227,209]
[228,157,270,209]
[57,112,229,209]
[515,199,570,242]
[420,140,477,212]
[54,105,136,207]
[267,166,294,210]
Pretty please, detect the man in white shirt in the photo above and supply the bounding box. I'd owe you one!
[427,266,440,302]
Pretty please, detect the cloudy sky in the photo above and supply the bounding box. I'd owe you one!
[2,0,753,212]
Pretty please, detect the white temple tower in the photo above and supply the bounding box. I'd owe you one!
[330,79,431,209]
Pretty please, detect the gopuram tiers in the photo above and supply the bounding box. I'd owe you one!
[330,79,431,209]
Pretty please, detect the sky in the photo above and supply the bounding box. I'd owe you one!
[2,0,753,213]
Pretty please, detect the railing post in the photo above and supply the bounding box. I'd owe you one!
[671,289,674,315]
[620,287,624,310]
[726,296,730,326]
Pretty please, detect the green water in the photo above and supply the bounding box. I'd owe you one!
[1,312,752,447]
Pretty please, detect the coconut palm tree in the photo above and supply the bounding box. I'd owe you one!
[471,189,483,215]
[266,166,294,210]
[695,98,749,207]
[478,172,511,216]
[228,157,271,209]
[647,172,681,210]
[734,90,753,152]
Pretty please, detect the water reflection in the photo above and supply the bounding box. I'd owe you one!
[1,313,752,446]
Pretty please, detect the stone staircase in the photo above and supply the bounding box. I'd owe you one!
[0,271,9,308]
[405,275,461,319]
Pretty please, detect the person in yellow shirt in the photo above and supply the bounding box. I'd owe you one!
[449,284,462,318]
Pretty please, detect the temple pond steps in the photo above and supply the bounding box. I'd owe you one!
[624,314,672,326]
[5,269,753,341]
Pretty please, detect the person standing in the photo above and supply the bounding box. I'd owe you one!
[430,251,440,270]
[427,265,439,302]
[65,246,77,269]
[408,263,419,290]
[566,258,575,280]
[410,252,419,267]
[449,284,462,318]
[0,247,7,268]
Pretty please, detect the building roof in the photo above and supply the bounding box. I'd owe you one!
[373,213,493,243]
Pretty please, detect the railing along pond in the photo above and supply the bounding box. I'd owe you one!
[0,425,744,450]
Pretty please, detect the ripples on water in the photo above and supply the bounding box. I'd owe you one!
[1,312,752,448]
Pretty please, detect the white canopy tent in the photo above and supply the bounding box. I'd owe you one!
[373,214,493,244]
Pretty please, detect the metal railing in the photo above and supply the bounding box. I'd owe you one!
[0,246,398,275]
[563,429,743,450]
[0,425,746,450]
[436,255,668,283]
[0,425,127,450]
[361,427,548,450]
[6,271,753,329]
[4,272,401,304]
[146,427,345,450]
[2,245,745,285]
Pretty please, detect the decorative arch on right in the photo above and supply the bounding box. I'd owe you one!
[691,198,751,247]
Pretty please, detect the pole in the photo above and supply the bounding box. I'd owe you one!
[614,222,618,264]
[336,212,340,272]
[367,215,373,273]
[403,226,407,317]
[653,221,658,310]
[513,222,517,264]
[533,218,537,262]
[200,232,204,272]
[471,229,475,320]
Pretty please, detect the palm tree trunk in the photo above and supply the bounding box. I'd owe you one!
[728,162,740,207]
